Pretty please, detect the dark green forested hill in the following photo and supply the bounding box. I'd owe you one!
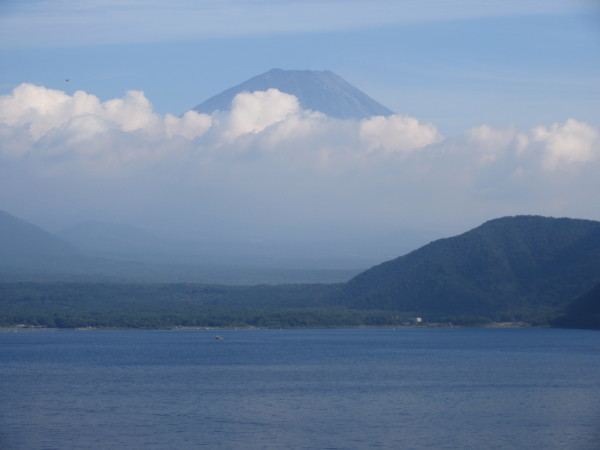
[338,216,600,320]
[552,283,600,330]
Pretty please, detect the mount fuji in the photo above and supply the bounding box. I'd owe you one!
[191,68,394,119]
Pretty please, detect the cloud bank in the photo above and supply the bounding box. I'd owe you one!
[0,84,598,240]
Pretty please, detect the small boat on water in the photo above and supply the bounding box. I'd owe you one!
[215,335,223,340]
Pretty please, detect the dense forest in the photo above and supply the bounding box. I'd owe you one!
[552,283,600,329]
[0,281,557,329]
[0,282,416,329]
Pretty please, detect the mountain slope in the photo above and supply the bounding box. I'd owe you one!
[0,211,357,284]
[0,209,78,259]
[57,219,435,272]
[192,68,394,119]
[56,221,176,261]
[552,283,600,329]
[339,216,600,319]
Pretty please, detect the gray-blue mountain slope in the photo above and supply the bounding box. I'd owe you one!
[0,209,360,284]
[191,68,394,119]
[0,209,78,259]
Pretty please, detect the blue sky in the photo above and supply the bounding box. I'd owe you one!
[1,0,599,264]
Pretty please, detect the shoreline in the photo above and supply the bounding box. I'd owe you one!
[0,322,541,332]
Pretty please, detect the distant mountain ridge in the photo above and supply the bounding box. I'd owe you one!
[0,210,360,284]
[57,219,434,270]
[56,220,175,261]
[339,215,600,320]
[0,209,78,259]
[192,68,394,119]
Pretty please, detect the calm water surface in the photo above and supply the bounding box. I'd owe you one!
[1,328,599,449]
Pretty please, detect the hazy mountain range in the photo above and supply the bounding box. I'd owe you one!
[1,209,371,284]
[192,68,394,119]
[2,209,397,284]
[55,219,436,270]
[0,209,76,257]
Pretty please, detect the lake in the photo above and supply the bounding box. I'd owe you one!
[1,328,599,449]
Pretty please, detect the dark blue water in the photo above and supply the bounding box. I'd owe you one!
[1,328,599,449]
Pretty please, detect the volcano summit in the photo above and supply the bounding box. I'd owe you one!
[191,68,394,119]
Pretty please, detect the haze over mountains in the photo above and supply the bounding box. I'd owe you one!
[55,219,434,270]
[0,209,363,284]
[0,209,78,259]
[192,68,394,119]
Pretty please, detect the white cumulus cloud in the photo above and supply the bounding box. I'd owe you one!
[530,119,599,170]
[0,84,212,166]
[0,83,598,239]
[360,115,442,154]
[220,88,301,142]
[0,83,212,143]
